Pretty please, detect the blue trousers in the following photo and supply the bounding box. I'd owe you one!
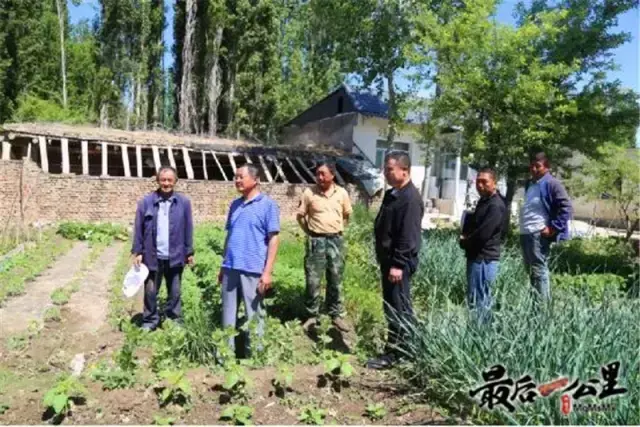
[466,260,499,324]
[143,259,183,329]
[520,233,551,300]
[221,268,265,356]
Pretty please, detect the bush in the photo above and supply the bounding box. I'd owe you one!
[551,237,636,277]
[57,222,129,245]
[552,273,626,302]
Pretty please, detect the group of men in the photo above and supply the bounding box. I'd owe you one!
[131,150,572,369]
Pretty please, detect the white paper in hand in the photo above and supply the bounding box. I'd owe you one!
[122,263,149,298]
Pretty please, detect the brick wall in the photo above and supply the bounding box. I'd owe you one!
[0,159,377,227]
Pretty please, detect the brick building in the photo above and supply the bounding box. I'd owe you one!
[0,123,379,230]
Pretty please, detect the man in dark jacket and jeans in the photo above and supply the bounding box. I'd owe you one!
[520,152,572,300]
[368,152,424,370]
[460,167,506,324]
[132,166,194,331]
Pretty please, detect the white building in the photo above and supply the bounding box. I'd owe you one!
[282,83,481,218]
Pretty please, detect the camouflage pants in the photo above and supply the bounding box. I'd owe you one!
[304,235,345,318]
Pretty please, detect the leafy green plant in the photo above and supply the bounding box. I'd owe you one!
[0,403,9,415]
[212,327,238,367]
[57,222,129,244]
[271,364,294,397]
[298,405,326,425]
[152,414,176,425]
[365,403,387,421]
[220,404,254,425]
[315,315,334,356]
[222,363,252,402]
[42,375,87,422]
[321,351,354,392]
[50,288,71,306]
[90,362,136,390]
[154,370,193,408]
[552,273,626,302]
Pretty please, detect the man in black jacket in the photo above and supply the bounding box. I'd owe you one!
[460,167,506,324]
[368,152,424,369]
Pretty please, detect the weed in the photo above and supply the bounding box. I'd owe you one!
[0,403,9,415]
[50,288,70,306]
[220,404,254,425]
[5,334,28,351]
[298,405,326,425]
[42,375,87,423]
[43,306,62,322]
[152,414,176,425]
[0,233,72,304]
[365,403,387,421]
[154,370,192,409]
[90,362,136,390]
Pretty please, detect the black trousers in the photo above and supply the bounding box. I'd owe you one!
[143,259,183,329]
[380,258,417,354]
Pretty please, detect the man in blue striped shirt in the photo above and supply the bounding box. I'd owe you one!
[218,164,280,356]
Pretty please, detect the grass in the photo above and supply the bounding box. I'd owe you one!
[400,228,639,425]
[0,232,73,304]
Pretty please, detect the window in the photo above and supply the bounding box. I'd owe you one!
[337,96,344,114]
[375,140,410,168]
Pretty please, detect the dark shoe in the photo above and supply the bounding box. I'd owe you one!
[332,317,351,333]
[302,317,317,331]
[366,353,396,370]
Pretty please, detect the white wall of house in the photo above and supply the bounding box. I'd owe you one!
[351,115,426,192]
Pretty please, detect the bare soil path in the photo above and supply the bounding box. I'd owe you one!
[64,242,125,335]
[0,242,90,338]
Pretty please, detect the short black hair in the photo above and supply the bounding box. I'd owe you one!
[238,163,260,180]
[384,151,411,170]
[156,165,178,181]
[477,167,497,182]
[530,151,550,168]
[316,161,337,177]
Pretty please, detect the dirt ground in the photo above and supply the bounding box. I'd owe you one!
[0,242,90,338]
[0,242,460,426]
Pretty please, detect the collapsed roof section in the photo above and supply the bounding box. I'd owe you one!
[0,123,384,194]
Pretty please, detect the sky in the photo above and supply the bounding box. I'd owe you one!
[70,0,638,143]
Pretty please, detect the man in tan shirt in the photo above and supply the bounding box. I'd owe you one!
[297,162,352,332]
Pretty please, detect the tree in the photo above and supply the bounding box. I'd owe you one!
[414,0,640,217]
[310,0,420,145]
[570,144,640,241]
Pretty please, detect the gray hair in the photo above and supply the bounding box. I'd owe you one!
[238,163,260,181]
[157,165,178,181]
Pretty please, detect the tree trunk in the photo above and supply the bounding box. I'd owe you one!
[207,27,224,137]
[55,0,67,109]
[385,70,397,147]
[135,76,142,129]
[100,103,108,128]
[504,169,519,232]
[180,0,198,133]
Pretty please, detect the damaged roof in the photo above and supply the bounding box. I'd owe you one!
[0,122,350,158]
